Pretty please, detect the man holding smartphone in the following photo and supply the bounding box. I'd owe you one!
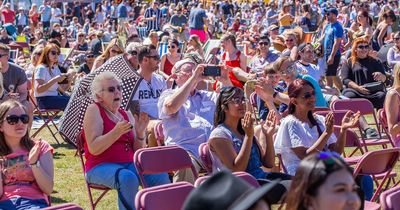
[158,58,232,184]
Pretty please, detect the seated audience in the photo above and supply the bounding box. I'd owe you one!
[285,152,362,210]
[341,38,387,109]
[158,59,231,183]
[0,100,54,209]
[384,63,400,147]
[387,32,400,68]
[34,44,70,110]
[77,52,95,75]
[159,38,183,80]
[248,35,279,75]
[92,38,124,71]
[185,35,204,58]
[83,72,170,210]
[74,31,89,52]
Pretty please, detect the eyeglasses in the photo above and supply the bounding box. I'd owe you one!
[102,85,121,93]
[259,42,270,46]
[50,50,59,56]
[357,44,369,49]
[5,114,29,125]
[230,97,248,105]
[110,49,122,54]
[128,50,138,56]
[145,55,160,61]
[301,91,315,99]
[168,45,176,49]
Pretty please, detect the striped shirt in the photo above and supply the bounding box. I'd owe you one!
[144,8,162,31]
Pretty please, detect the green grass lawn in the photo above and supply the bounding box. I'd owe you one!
[36,120,400,210]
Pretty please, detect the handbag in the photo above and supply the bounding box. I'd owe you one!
[362,82,385,94]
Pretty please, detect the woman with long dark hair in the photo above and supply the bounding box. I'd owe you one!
[274,78,360,176]
[0,100,54,209]
[159,38,182,79]
[372,10,397,51]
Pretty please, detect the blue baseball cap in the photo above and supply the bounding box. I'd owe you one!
[324,7,339,16]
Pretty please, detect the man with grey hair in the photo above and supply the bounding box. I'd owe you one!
[125,42,142,70]
[158,59,232,183]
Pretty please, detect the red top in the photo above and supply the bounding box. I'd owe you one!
[222,50,243,88]
[163,56,174,76]
[2,10,15,24]
[30,12,39,23]
[83,103,135,172]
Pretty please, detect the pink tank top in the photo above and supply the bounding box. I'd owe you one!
[83,103,135,172]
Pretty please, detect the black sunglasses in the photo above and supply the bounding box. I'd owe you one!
[87,54,94,58]
[259,42,270,46]
[302,91,315,99]
[110,49,122,54]
[50,50,59,56]
[357,45,369,49]
[128,50,138,56]
[168,45,176,49]
[0,54,8,58]
[395,37,400,41]
[103,85,121,93]
[5,114,29,125]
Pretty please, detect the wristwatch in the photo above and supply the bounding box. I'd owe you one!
[30,160,41,168]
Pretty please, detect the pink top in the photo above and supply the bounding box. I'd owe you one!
[83,103,135,172]
[1,140,53,202]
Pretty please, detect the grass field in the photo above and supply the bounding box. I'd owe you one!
[38,120,400,210]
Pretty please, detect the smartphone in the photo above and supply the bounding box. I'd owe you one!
[203,66,221,77]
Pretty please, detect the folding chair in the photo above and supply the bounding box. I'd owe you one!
[331,99,394,151]
[153,121,165,146]
[198,143,213,174]
[76,131,111,210]
[137,26,148,39]
[134,145,198,188]
[353,148,400,202]
[28,80,63,144]
[42,203,83,210]
[194,172,259,187]
[314,107,330,112]
[380,186,400,210]
[135,182,194,210]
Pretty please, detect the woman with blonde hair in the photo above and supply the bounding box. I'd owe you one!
[278,4,294,34]
[281,30,299,61]
[384,63,400,147]
[186,35,204,58]
[92,38,124,71]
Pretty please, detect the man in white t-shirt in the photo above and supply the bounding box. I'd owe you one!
[50,2,62,27]
[131,45,166,147]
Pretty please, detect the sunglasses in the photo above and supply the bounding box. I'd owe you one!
[103,85,121,93]
[78,34,85,37]
[259,42,270,46]
[301,91,315,99]
[395,37,400,41]
[168,45,176,49]
[87,55,94,58]
[5,114,29,125]
[110,49,122,54]
[285,39,294,42]
[128,50,138,56]
[357,44,369,49]
[50,50,59,56]
[230,97,248,105]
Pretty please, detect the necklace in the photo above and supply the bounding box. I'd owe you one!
[102,105,123,122]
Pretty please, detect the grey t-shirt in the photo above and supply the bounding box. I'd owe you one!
[170,14,187,33]
[189,8,207,30]
[2,62,27,93]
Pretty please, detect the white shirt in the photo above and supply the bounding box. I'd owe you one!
[295,61,323,81]
[132,73,166,119]
[50,7,62,23]
[274,114,337,175]
[34,64,62,97]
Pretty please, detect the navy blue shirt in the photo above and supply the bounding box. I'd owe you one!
[189,8,207,30]
[323,21,343,58]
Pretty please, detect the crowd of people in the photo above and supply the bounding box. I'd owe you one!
[0,0,399,209]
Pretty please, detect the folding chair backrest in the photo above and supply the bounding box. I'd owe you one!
[198,143,213,174]
[233,172,260,187]
[134,146,198,188]
[331,98,374,115]
[135,182,194,210]
[153,122,164,146]
[194,175,209,187]
[353,148,400,176]
[380,186,400,210]
[333,126,360,147]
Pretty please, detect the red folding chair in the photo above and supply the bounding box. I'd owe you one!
[198,143,213,174]
[331,99,394,151]
[194,172,259,188]
[76,132,111,210]
[135,182,194,210]
[314,107,331,112]
[153,121,165,146]
[380,186,400,210]
[42,203,83,210]
[134,145,198,188]
[28,80,63,144]
[332,126,363,164]
[353,148,400,202]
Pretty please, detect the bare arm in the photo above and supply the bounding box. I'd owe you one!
[329,37,342,59]
[31,151,54,195]
[377,25,388,47]
[35,76,65,94]
[386,91,400,137]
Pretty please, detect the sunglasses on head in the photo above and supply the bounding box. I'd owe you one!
[357,44,369,49]
[301,91,315,99]
[103,85,121,93]
[50,50,59,56]
[5,114,29,125]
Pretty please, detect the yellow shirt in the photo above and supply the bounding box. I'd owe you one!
[279,14,292,27]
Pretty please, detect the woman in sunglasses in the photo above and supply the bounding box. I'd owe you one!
[159,38,182,79]
[92,38,124,71]
[74,31,89,52]
[34,43,70,110]
[387,32,400,68]
[285,152,362,210]
[209,86,291,204]
[83,72,170,210]
[0,100,54,209]
[274,78,360,176]
[281,31,298,61]
[341,38,387,109]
